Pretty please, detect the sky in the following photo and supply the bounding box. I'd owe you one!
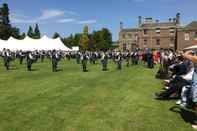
[1,0,197,41]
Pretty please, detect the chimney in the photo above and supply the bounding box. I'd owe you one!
[120,22,123,30]
[173,18,176,23]
[145,17,153,23]
[176,13,180,25]
[138,16,142,27]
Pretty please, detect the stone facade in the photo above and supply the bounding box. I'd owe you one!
[118,13,197,51]
[119,28,139,51]
[177,21,197,50]
[138,22,178,50]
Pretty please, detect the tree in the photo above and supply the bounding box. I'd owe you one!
[100,28,112,50]
[73,33,81,46]
[11,27,20,39]
[27,26,34,38]
[0,3,12,40]
[1,3,10,25]
[20,32,26,39]
[0,24,11,40]
[63,34,73,48]
[63,33,81,48]
[83,25,89,35]
[0,3,26,40]
[53,32,60,39]
[80,25,89,51]
[92,30,101,51]
[34,23,41,39]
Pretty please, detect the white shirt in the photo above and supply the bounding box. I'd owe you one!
[182,68,194,81]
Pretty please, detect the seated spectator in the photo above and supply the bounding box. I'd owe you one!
[155,57,192,100]
[182,50,197,129]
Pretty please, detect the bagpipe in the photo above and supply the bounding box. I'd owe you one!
[6,52,15,62]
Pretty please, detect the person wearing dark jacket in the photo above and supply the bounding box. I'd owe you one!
[27,51,34,71]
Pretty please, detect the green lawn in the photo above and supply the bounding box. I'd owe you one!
[0,58,195,131]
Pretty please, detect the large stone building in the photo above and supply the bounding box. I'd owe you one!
[177,21,197,50]
[118,13,197,51]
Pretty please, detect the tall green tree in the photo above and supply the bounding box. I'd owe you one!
[0,3,25,40]
[100,28,112,50]
[1,3,10,25]
[20,32,26,39]
[73,33,81,46]
[11,27,20,39]
[63,34,73,48]
[92,30,102,51]
[0,3,12,40]
[34,23,41,39]
[0,24,11,40]
[53,32,60,39]
[27,26,34,38]
[80,25,89,51]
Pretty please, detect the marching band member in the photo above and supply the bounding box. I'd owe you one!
[27,51,34,71]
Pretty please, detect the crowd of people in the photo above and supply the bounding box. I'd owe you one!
[0,48,158,72]
[1,47,197,128]
[155,49,197,129]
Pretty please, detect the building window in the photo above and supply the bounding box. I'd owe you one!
[156,39,160,46]
[155,28,160,35]
[170,38,174,47]
[135,34,138,42]
[144,29,148,35]
[170,37,174,43]
[144,39,147,46]
[123,43,127,51]
[128,33,132,38]
[122,34,125,39]
[194,32,197,39]
[185,33,190,41]
[169,28,175,35]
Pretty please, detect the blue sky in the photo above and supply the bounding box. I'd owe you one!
[1,0,197,40]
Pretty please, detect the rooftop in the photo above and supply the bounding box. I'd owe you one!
[140,22,177,28]
[184,21,197,30]
[120,28,139,33]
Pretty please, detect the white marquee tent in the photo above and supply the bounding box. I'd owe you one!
[0,35,72,51]
[184,45,197,50]
[72,46,79,52]
[0,39,6,51]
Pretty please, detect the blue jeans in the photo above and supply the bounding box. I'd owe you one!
[191,70,197,103]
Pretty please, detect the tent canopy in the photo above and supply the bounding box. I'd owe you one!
[184,45,197,50]
[0,35,72,51]
[72,46,79,52]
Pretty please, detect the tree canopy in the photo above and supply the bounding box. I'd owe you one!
[0,3,26,40]
[62,26,113,51]
[34,24,41,39]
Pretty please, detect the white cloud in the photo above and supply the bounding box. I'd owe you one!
[10,12,36,24]
[10,9,66,24]
[10,12,29,19]
[78,20,97,24]
[10,9,96,25]
[37,9,65,20]
[64,10,79,16]
[11,18,36,24]
[57,18,76,23]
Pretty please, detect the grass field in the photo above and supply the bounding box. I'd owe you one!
[0,58,195,131]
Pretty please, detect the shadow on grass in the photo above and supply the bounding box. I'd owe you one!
[56,69,63,72]
[170,106,197,125]
[29,69,39,71]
